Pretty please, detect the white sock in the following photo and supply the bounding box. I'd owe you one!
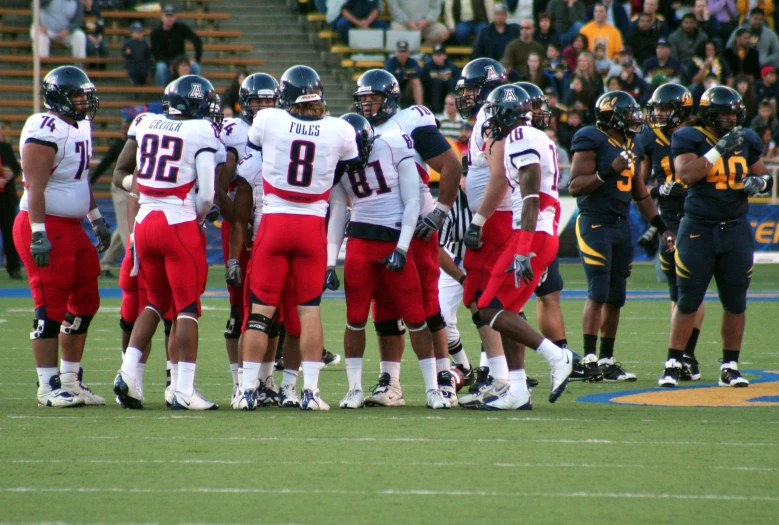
[488,356,509,381]
[418,357,438,391]
[37,367,58,388]
[302,361,320,391]
[136,363,146,395]
[536,338,564,364]
[479,349,488,368]
[282,369,298,388]
[345,357,363,391]
[381,361,401,383]
[242,361,261,391]
[120,347,143,379]
[170,365,178,393]
[230,363,239,386]
[435,358,449,374]
[166,360,171,372]
[509,369,528,396]
[450,344,471,368]
[258,362,274,382]
[60,360,80,376]
[177,361,196,397]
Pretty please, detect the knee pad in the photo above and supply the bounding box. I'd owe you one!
[31,309,61,340]
[426,312,446,333]
[163,319,172,337]
[374,319,406,337]
[246,312,274,334]
[407,322,429,332]
[486,309,505,329]
[268,321,283,338]
[60,313,93,335]
[471,310,487,329]
[119,317,135,335]
[346,322,366,331]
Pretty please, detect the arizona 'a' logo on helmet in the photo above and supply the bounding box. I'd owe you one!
[485,65,500,81]
[646,83,693,130]
[595,90,644,138]
[503,88,518,102]
[188,83,204,99]
[455,58,507,119]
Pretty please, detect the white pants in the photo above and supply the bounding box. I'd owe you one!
[30,26,87,59]
[438,258,465,347]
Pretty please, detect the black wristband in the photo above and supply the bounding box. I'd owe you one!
[649,186,660,199]
[650,215,668,235]
[458,275,466,285]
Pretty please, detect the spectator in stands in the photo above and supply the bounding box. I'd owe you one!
[689,39,732,86]
[642,38,684,82]
[709,0,739,41]
[734,73,758,118]
[422,45,459,113]
[573,50,604,97]
[545,42,564,71]
[626,14,659,65]
[606,47,643,78]
[81,0,107,64]
[169,56,192,82]
[620,58,650,102]
[606,74,627,91]
[557,108,584,150]
[0,123,21,280]
[502,18,545,78]
[757,126,779,161]
[437,93,463,139]
[503,0,543,27]
[329,0,390,45]
[543,86,563,128]
[562,32,588,72]
[471,3,520,61]
[756,66,779,104]
[122,22,152,85]
[385,40,424,107]
[593,42,614,77]
[579,2,624,59]
[520,52,552,91]
[387,0,450,46]
[723,28,760,81]
[222,70,249,119]
[535,13,561,49]
[726,8,779,69]
[150,4,203,87]
[690,0,721,43]
[444,0,490,45]
[562,75,596,124]
[455,121,472,154]
[751,100,779,134]
[669,13,708,69]
[734,1,775,30]
[586,0,630,37]
[629,0,669,37]
[546,0,586,48]
[549,61,570,99]
[32,0,87,60]
[545,127,570,187]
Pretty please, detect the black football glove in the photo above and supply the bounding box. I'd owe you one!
[505,253,534,288]
[225,258,242,286]
[463,223,483,250]
[324,266,340,291]
[637,225,658,258]
[743,175,770,196]
[31,230,52,267]
[381,248,407,272]
[415,207,447,242]
[205,204,220,223]
[714,128,745,155]
[659,181,685,198]
[91,218,111,253]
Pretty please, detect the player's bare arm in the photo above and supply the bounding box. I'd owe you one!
[195,151,216,224]
[113,138,137,191]
[22,142,56,225]
[428,147,463,209]
[517,162,542,235]
[216,152,236,223]
[568,150,603,196]
[230,182,252,259]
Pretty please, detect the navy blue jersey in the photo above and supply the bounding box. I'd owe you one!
[671,126,762,221]
[571,126,645,219]
[640,126,684,218]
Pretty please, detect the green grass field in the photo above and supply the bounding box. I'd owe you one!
[0,264,777,525]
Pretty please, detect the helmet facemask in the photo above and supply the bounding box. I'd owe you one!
[63,85,99,121]
[613,105,644,138]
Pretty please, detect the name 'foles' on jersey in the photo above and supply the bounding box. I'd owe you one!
[19,113,93,219]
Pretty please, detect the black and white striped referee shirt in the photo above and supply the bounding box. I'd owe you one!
[438,189,472,263]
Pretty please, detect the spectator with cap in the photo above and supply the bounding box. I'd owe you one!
[122,21,152,85]
[628,0,669,37]
[150,4,203,86]
[725,8,779,69]
[669,14,708,68]
[606,48,644,78]
[387,0,450,47]
[422,45,459,114]
[471,3,520,61]
[502,18,545,78]
[579,2,624,59]
[642,38,684,82]
[756,65,779,103]
[619,58,650,102]
[545,0,587,48]
[444,0,491,46]
[723,27,761,81]
[535,12,561,49]
[438,92,463,140]
[328,0,390,45]
[31,0,87,60]
[82,0,107,64]
[626,13,660,66]
[0,123,21,280]
[385,40,424,107]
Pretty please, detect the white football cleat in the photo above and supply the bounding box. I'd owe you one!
[548,347,573,403]
[339,389,365,409]
[300,388,330,411]
[164,385,174,408]
[426,389,451,409]
[172,389,219,410]
[480,389,532,411]
[278,384,300,407]
[364,373,405,407]
[437,370,459,407]
[658,359,682,388]
[37,375,84,408]
[60,372,106,406]
[113,370,143,409]
[233,388,256,410]
[460,377,507,409]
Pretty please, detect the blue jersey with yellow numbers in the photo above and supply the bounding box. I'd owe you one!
[670,126,762,222]
[639,126,684,218]
[570,126,645,219]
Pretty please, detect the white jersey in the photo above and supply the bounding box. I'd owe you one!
[339,130,415,237]
[132,114,222,225]
[373,105,439,216]
[19,113,93,219]
[503,125,561,236]
[465,106,513,213]
[235,150,264,238]
[219,117,251,163]
[248,108,358,217]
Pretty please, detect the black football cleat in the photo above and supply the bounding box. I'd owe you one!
[569,353,604,382]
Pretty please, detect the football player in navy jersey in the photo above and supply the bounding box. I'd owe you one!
[569,91,674,382]
[666,86,772,388]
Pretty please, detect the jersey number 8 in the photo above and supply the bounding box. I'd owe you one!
[287,140,316,187]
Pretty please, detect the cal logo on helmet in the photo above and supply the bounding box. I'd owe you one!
[503,88,518,102]
[681,91,693,107]
[599,96,618,111]
[188,83,204,99]
[485,65,499,81]
[700,92,711,107]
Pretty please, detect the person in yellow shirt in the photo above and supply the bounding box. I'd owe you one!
[579,3,623,59]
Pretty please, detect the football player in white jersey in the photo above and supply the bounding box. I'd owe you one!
[471,85,574,409]
[239,65,359,411]
[13,66,109,408]
[353,69,462,406]
[114,75,222,411]
[328,113,449,409]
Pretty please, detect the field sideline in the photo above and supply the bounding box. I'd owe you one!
[0,263,777,525]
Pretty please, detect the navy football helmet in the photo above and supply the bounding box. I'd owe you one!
[278,65,324,109]
[455,58,507,119]
[239,73,279,124]
[42,66,99,121]
[340,113,374,168]
[646,83,693,130]
[514,82,551,129]
[482,84,531,141]
[595,91,644,138]
[699,86,746,135]
[353,69,401,124]
[162,75,219,119]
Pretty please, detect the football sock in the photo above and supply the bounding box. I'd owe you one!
[436,358,449,374]
[282,369,298,388]
[488,356,509,381]
[170,365,178,393]
[242,361,260,391]
[508,369,528,396]
[599,337,615,360]
[345,357,363,392]
[120,347,143,379]
[302,361,321,390]
[136,363,146,395]
[60,360,79,376]
[418,357,437,391]
[258,362,274,382]
[667,348,685,362]
[177,361,196,397]
[535,338,564,364]
[479,345,488,367]
[381,361,401,383]
[722,350,740,364]
[685,328,700,357]
[237,368,244,388]
[553,338,568,349]
[583,334,597,356]
[230,363,239,386]
[37,367,58,388]
[449,338,471,368]
[166,360,171,372]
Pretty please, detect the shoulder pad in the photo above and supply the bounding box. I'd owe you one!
[570,126,606,153]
